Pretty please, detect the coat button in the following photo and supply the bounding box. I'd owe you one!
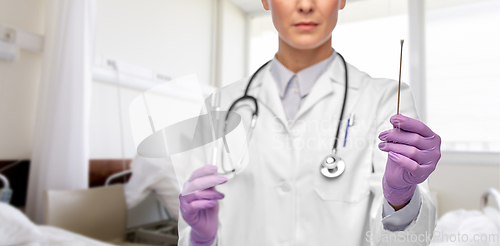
[281,183,291,192]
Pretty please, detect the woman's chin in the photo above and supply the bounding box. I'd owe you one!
[281,35,332,50]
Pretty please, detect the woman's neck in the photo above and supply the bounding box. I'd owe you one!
[275,38,333,73]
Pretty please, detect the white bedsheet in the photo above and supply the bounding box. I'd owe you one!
[0,202,117,246]
[430,207,500,246]
[17,226,117,246]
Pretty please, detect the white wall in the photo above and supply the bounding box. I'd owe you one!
[221,0,246,87]
[0,0,246,160]
[0,0,45,159]
[91,0,213,159]
[429,158,500,218]
[95,0,214,84]
[90,0,246,159]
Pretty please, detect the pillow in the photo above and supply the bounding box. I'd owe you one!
[0,202,44,245]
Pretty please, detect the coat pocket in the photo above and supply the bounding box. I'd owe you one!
[313,155,371,203]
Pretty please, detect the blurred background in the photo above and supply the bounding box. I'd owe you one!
[0,0,498,245]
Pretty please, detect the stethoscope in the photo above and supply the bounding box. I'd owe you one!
[221,52,349,178]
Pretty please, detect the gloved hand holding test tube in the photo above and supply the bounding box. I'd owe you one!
[129,74,228,246]
[180,91,228,246]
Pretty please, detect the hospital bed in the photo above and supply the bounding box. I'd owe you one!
[482,188,500,213]
[45,184,134,244]
[106,169,179,245]
[0,173,12,203]
[1,173,115,246]
[0,165,179,246]
[41,169,179,246]
[430,188,500,246]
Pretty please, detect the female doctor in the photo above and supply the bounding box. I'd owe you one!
[177,0,441,245]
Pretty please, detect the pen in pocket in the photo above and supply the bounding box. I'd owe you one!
[343,113,355,147]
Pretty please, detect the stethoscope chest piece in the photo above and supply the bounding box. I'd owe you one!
[320,153,346,178]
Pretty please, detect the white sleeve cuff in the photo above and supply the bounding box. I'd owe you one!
[381,187,421,231]
[189,238,218,246]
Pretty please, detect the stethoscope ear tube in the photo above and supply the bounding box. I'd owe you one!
[225,95,259,121]
[226,60,271,122]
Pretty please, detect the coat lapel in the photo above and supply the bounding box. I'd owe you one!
[294,56,360,123]
[256,67,289,128]
[293,70,334,122]
[240,64,289,129]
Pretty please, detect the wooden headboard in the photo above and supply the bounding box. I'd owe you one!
[88,159,132,187]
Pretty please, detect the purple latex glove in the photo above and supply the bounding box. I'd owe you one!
[378,114,441,205]
[179,165,227,246]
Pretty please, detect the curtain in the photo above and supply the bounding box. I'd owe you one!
[26,0,95,224]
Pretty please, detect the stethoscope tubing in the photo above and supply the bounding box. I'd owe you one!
[223,52,349,176]
[332,53,348,153]
[236,53,348,152]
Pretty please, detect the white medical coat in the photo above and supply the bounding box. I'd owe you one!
[177,57,437,246]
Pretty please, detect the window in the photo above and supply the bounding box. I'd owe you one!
[425,0,500,152]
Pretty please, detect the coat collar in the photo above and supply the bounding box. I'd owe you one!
[270,52,335,99]
[240,56,361,128]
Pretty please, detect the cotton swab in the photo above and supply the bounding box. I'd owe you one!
[397,39,404,115]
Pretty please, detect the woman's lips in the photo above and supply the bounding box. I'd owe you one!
[294,22,318,31]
